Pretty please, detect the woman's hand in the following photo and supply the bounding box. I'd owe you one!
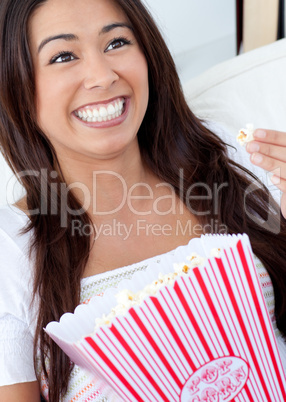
[245,129,286,218]
[0,382,41,402]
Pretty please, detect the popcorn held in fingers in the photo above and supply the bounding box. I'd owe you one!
[237,123,255,146]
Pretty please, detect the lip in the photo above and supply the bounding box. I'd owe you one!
[72,96,129,129]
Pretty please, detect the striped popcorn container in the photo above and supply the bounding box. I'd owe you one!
[46,234,286,401]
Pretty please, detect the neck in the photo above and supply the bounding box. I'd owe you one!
[57,143,158,221]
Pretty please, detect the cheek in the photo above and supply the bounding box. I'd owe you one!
[35,91,54,133]
[124,50,149,92]
[135,54,148,84]
[35,75,53,124]
[35,73,69,131]
[133,55,149,106]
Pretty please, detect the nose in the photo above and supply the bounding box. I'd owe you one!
[83,54,119,90]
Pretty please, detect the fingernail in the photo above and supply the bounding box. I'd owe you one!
[271,175,280,185]
[254,129,266,138]
[246,142,260,153]
[251,153,263,164]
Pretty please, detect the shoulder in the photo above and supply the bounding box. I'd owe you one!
[0,204,30,250]
[0,203,32,269]
[0,205,34,318]
[0,203,29,233]
[0,206,37,387]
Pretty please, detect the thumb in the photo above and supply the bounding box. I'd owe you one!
[281,193,286,220]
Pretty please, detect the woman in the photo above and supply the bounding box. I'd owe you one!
[0,0,286,400]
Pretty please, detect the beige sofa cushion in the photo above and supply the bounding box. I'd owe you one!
[183,39,286,201]
[184,38,286,137]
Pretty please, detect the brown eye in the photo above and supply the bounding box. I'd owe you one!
[110,40,124,50]
[50,52,77,64]
[105,37,131,52]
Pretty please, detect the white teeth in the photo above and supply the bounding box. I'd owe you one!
[99,107,108,118]
[76,98,125,123]
[107,104,116,115]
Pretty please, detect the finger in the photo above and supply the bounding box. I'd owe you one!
[250,152,286,179]
[271,175,286,193]
[246,141,286,164]
[253,129,286,146]
[281,193,286,220]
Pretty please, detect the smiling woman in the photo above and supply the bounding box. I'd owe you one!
[1,0,286,401]
[29,0,149,166]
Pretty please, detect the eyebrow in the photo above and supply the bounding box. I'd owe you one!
[38,23,133,53]
[38,33,78,53]
[100,22,133,35]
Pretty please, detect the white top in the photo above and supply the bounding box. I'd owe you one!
[0,124,285,400]
[0,205,160,400]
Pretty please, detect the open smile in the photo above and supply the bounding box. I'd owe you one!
[74,97,126,123]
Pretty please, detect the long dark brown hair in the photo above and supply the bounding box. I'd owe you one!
[0,0,286,400]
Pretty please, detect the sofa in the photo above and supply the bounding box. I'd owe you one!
[184,37,286,136]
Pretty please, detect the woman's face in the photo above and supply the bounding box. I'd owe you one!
[29,0,149,163]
